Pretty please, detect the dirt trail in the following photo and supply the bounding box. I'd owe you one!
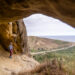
[31,45,75,55]
[0,45,39,75]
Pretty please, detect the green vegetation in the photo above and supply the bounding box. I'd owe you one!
[31,49,46,52]
[33,46,75,62]
[33,46,75,75]
[54,40,69,45]
[31,49,36,52]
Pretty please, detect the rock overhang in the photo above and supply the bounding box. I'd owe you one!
[0,0,75,27]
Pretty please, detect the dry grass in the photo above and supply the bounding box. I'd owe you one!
[15,59,67,75]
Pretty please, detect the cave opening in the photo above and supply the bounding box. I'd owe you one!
[24,14,75,42]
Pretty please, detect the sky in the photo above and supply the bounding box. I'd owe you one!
[23,14,75,36]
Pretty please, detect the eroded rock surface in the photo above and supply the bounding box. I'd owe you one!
[0,0,75,27]
[0,45,39,75]
[16,19,29,54]
[0,19,29,54]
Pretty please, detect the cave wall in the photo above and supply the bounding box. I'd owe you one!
[16,19,29,55]
[0,23,10,50]
[0,19,29,54]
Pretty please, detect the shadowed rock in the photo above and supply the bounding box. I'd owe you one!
[0,0,75,27]
[16,19,29,54]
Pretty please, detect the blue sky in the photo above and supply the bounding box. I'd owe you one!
[23,14,75,36]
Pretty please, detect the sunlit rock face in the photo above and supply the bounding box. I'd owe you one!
[0,22,21,53]
[0,20,29,54]
[0,0,75,27]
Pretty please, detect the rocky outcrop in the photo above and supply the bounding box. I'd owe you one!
[16,19,29,54]
[0,23,10,50]
[17,59,67,75]
[0,19,29,54]
[0,0,75,27]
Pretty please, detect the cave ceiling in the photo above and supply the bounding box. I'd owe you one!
[0,0,75,27]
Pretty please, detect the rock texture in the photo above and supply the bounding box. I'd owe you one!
[0,45,39,75]
[0,0,75,54]
[16,19,29,54]
[0,0,75,27]
[0,19,29,54]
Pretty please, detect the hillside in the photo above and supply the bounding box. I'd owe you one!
[33,46,75,75]
[28,36,73,51]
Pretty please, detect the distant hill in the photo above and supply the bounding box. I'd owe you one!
[28,36,73,51]
[41,36,75,42]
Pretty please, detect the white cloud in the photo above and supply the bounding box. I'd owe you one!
[23,14,75,36]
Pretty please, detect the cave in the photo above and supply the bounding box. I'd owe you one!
[0,0,75,55]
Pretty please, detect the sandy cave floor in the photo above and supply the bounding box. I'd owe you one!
[0,46,39,75]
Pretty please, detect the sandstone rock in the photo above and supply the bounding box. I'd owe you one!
[0,47,39,75]
[16,19,29,54]
[0,0,75,27]
[0,19,29,54]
